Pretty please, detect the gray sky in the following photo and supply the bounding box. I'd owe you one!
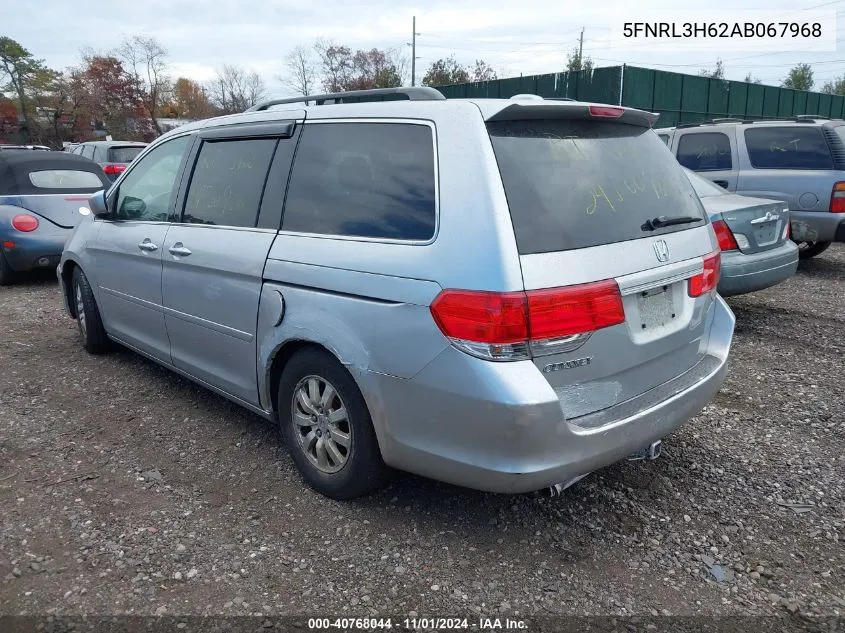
[2,0,844,96]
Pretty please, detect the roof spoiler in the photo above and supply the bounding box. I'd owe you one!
[485,101,659,128]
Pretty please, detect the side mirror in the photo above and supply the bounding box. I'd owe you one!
[89,190,111,220]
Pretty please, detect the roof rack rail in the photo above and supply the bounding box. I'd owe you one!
[246,87,446,112]
[793,114,828,121]
[674,117,753,129]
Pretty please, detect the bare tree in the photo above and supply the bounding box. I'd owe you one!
[117,35,170,135]
[279,45,317,97]
[314,38,353,92]
[209,64,266,114]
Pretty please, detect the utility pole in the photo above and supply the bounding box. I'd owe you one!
[578,27,584,68]
[411,16,418,86]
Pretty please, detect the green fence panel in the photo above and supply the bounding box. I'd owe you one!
[435,84,461,98]
[745,84,765,118]
[577,66,622,104]
[762,86,780,118]
[707,79,730,117]
[680,74,709,120]
[535,72,570,99]
[818,93,832,117]
[793,91,808,116]
[831,95,845,118]
[727,81,749,118]
[778,89,795,118]
[806,91,820,116]
[621,66,655,110]
[653,71,682,110]
[497,77,524,98]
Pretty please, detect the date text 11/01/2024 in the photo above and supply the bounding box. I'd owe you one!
[307,617,528,630]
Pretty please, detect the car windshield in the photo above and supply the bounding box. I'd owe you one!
[684,168,729,198]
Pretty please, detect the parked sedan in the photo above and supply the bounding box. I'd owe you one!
[71,141,148,182]
[685,168,799,296]
[0,151,110,284]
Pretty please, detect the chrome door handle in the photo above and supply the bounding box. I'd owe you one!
[137,239,158,252]
[168,243,192,257]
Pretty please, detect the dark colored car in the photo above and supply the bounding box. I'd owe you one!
[71,141,148,181]
[0,151,110,284]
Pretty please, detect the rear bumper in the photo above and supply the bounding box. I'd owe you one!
[717,240,799,297]
[790,210,845,243]
[358,295,735,494]
[1,231,69,273]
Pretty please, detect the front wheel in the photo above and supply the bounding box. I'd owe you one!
[278,348,387,499]
[795,240,831,260]
[71,267,110,354]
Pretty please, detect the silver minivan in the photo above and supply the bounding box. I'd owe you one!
[58,88,735,499]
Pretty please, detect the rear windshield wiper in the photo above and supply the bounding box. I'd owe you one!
[641,215,703,232]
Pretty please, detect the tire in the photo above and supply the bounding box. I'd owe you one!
[71,267,110,354]
[278,347,387,499]
[0,251,18,286]
[796,240,831,260]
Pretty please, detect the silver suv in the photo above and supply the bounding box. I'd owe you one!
[657,117,845,259]
[58,88,735,499]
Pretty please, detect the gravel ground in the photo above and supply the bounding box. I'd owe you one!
[0,246,843,623]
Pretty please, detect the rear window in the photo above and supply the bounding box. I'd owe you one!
[28,169,105,190]
[488,120,707,254]
[676,132,732,171]
[744,127,833,170]
[685,169,728,198]
[108,146,145,163]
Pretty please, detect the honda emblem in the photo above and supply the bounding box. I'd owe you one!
[653,239,670,262]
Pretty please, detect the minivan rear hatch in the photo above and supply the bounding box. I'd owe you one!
[487,108,717,421]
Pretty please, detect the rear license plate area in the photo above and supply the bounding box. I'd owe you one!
[637,285,676,330]
[754,220,779,246]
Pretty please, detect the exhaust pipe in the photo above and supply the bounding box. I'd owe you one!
[627,440,662,462]
[545,473,589,497]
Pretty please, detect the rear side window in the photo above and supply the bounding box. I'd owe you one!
[488,120,707,255]
[282,123,436,241]
[28,169,105,190]
[658,133,670,145]
[676,132,732,171]
[744,127,833,170]
[182,138,277,228]
[109,146,144,163]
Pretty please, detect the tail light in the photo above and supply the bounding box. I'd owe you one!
[688,251,721,298]
[589,105,624,118]
[103,164,126,176]
[11,214,39,232]
[430,280,625,361]
[711,219,738,251]
[783,219,791,240]
[831,182,845,212]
